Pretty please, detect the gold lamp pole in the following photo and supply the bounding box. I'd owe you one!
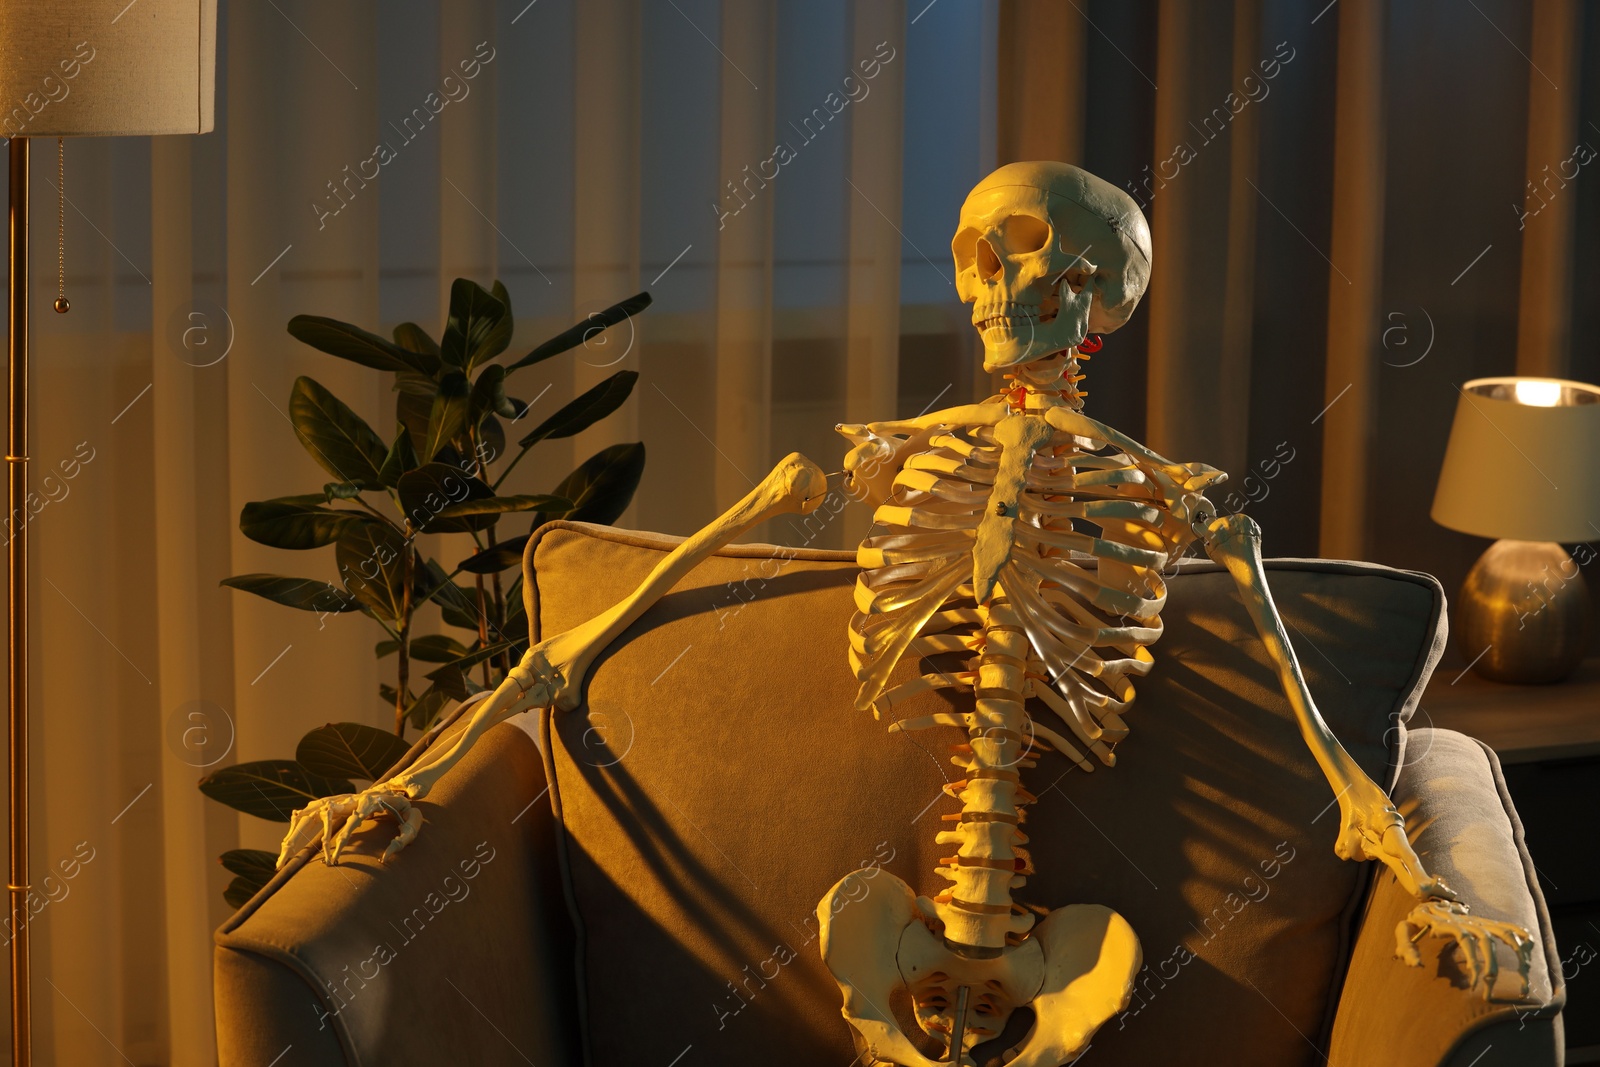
[7,133,28,1067]
[0,4,215,1060]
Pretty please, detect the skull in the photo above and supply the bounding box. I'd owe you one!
[952,161,1152,372]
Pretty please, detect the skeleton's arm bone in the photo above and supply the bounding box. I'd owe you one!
[391,453,828,800]
[1194,500,1536,995]
[1191,502,1455,902]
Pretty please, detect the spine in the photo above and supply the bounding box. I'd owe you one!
[933,595,1037,950]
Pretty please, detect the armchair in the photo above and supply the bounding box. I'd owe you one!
[214,520,1564,1065]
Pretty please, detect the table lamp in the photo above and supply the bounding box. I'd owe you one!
[0,3,214,1063]
[1431,376,1600,684]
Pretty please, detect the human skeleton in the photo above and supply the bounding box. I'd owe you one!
[279,162,1533,1066]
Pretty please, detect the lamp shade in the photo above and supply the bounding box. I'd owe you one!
[0,0,215,137]
[1431,376,1600,543]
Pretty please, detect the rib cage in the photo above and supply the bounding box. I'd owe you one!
[847,414,1198,947]
[850,420,1191,748]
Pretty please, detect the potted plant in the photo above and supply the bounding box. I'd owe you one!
[200,279,649,906]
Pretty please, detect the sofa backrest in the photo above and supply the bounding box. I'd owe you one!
[530,521,1446,1066]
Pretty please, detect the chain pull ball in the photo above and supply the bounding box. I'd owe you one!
[52,139,68,314]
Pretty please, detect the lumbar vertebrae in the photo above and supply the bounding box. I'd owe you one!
[278,162,1533,1067]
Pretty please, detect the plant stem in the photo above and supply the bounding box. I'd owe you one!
[396,526,415,737]
[371,615,402,642]
[490,437,537,492]
[470,422,512,677]
[351,495,405,532]
[409,560,469,612]
[490,569,510,674]
[473,575,492,688]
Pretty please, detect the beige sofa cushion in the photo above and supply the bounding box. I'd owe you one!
[529,521,1445,1065]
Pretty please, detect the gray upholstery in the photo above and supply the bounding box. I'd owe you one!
[215,522,1563,1065]
[215,720,582,1066]
[1330,729,1566,1065]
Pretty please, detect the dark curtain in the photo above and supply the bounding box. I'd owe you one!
[997,0,1600,666]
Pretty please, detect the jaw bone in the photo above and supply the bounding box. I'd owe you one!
[818,871,1141,1066]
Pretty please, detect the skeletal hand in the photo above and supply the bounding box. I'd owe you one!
[276,778,424,869]
[1397,899,1535,1000]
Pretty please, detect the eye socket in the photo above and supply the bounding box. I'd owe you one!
[951,227,979,271]
[999,214,1049,254]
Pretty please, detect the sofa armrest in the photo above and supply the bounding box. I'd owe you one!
[1330,728,1565,1066]
[214,717,579,1067]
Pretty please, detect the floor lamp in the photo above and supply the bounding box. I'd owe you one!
[0,3,214,1061]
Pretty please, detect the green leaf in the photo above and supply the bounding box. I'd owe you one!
[414,559,484,631]
[220,849,276,907]
[397,390,432,458]
[479,414,506,466]
[323,481,364,500]
[516,370,637,448]
[406,687,452,731]
[377,425,421,488]
[457,534,530,574]
[239,496,362,551]
[411,557,446,600]
[198,760,354,822]
[424,639,518,683]
[491,279,514,343]
[297,722,413,780]
[289,315,436,375]
[394,370,438,397]
[539,442,646,526]
[220,848,278,883]
[392,322,441,359]
[433,494,570,526]
[397,463,495,533]
[506,291,651,371]
[220,574,363,614]
[470,364,509,425]
[224,876,263,910]
[375,638,400,658]
[408,633,472,662]
[439,589,485,634]
[335,522,409,621]
[504,573,527,638]
[425,663,476,702]
[289,376,389,488]
[421,371,472,462]
[378,682,399,706]
[441,279,513,373]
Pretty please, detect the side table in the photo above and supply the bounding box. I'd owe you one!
[1421,656,1600,1061]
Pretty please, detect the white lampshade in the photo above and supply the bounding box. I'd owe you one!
[0,0,216,137]
[1431,376,1600,543]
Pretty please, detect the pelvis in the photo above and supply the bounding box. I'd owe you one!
[817,871,1139,1067]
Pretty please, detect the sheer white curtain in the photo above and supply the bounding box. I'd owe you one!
[5,1,996,1062]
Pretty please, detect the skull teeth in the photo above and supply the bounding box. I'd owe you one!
[974,303,1040,331]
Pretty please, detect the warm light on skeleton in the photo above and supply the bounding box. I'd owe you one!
[273,161,1536,1067]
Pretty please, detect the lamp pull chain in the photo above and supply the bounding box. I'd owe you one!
[53,139,67,315]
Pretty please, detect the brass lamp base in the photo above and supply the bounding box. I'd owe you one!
[1456,539,1592,684]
